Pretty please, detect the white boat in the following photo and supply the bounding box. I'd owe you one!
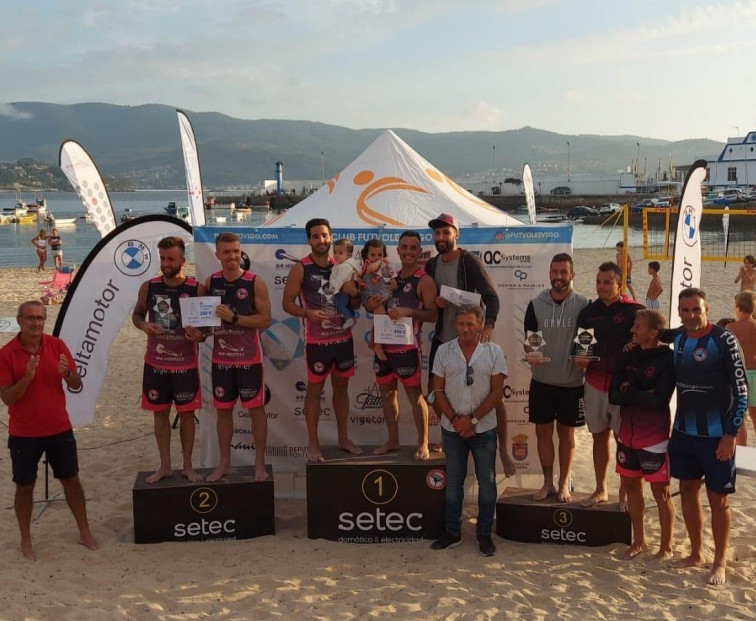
[26,197,48,214]
[176,206,192,224]
[214,216,227,224]
[54,217,77,225]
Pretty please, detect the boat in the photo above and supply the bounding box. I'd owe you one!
[3,199,27,218]
[26,197,48,214]
[536,214,567,223]
[53,217,77,226]
[213,216,227,224]
[175,206,192,224]
[13,213,39,225]
[121,208,137,223]
[164,201,178,215]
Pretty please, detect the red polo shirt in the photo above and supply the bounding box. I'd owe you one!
[0,333,75,437]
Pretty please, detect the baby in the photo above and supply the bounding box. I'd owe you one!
[327,238,361,330]
[360,239,397,361]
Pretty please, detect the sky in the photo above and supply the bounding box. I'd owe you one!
[2,0,755,142]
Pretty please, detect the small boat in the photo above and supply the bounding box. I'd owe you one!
[79,213,94,223]
[26,197,48,214]
[164,201,178,215]
[54,217,77,225]
[13,213,39,225]
[120,208,137,223]
[214,216,227,224]
[176,206,192,224]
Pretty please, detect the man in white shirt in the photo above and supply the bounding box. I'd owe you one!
[429,304,507,557]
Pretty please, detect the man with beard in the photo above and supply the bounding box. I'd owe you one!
[133,236,206,483]
[524,253,589,502]
[283,219,362,462]
[575,262,643,507]
[206,232,272,482]
[364,231,437,460]
[425,214,515,476]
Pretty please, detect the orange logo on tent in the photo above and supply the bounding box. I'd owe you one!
[353,170,429,226]
[424,167,504,215]
[327,173,340,194]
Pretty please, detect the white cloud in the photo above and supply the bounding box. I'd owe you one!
[0,104,33,120]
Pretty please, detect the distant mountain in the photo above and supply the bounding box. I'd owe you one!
[0,102,724,189]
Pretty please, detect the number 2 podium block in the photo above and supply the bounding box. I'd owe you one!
[306,446,446,543]
[496,488,631,547]
[132,466,274,544]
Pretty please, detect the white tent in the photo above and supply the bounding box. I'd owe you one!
[263,130,523,228]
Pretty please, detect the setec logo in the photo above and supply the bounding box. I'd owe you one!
[540,508,587,543]
[173,487,237,538]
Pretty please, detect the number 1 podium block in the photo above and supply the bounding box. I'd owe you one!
[496,488,631,547]
[306,446,446,543]
[132,466,274,544]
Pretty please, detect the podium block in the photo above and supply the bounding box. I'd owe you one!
[496,488,631,547]
[133,466,274,544]
[307,446,446,543]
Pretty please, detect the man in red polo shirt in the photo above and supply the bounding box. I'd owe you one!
[0,300,98,560]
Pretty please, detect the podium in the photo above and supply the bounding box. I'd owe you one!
[307,446,446,543]
[133,466,274,544]
[496,488,631,547]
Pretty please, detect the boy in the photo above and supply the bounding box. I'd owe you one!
[645,261,663,310]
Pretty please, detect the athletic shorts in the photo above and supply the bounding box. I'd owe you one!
[374,348,422,387]
[52,249,63,258]
[583,383,621,434]
[142,363,201,412]
[645,298,660,310]
[8,430,79,485]
[212,362,264,409]
[668,430,736,494]
[528,379,585,427]
[616,440,670,483]
[305,338,355,383]
[747,369,756,407]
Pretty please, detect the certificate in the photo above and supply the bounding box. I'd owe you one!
[179,296,222,327]
[373,315,414,345]
[439,285,481,307]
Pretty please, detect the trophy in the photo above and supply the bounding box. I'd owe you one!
[570,328,600,361]
[522,330,551,364]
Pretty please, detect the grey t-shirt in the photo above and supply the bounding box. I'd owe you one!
[435,256,459,343]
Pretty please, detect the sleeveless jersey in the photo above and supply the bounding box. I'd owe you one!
[299,255,350,344]
[385,268,425,352]
[145,276,199,370]
[208,270,262,365]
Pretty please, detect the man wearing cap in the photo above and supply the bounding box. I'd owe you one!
[426,213,515,476]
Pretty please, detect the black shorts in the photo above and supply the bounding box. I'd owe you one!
[8,430,79,485]
[142,363,201,412]
[669,430,736,494]
[374,348,422,387]
[616,441,670,482]
[305,338,355,383]
[212,362,264,409]
[528,379,585,427]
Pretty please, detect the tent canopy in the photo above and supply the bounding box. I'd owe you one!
[263,130,523,228]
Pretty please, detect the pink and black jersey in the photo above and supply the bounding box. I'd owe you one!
[208,270,262,365]
[385,268,425,353]
[299,255,350,344]
[145,276,199,370]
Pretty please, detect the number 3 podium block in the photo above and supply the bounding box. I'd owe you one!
[132,466,274,544]
[306,447,446,543]
[496,488,631,547]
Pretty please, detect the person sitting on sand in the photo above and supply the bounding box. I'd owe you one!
[0,301,98,560]
[734,255,756,292]
[609,310,676,560]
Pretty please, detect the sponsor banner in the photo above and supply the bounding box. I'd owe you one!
[54,216,193,425]
[58,140,118,238]
[195,225,571,474]
[176,110,206,227]
[669,160,707,329]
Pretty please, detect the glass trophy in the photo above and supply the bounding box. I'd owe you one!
[570,328,600,361]
[522,330,551,363]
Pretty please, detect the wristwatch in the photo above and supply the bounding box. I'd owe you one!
[470,416,479,426]
[231,311,239,325]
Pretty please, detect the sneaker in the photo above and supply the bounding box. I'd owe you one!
[431,532,462,550]
[477,535,496,557]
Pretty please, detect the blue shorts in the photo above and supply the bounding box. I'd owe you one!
[668,430,736,494]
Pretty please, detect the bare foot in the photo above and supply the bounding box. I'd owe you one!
[182,467,203,483]
[579,491,609,508]
[254,465,269,481]
[338,440,364,455]
[708,564,727,585]
[308,454,324,463]
[206,465,232,482]
[79,532,99,551]
[557,485,573,503]
[145,467,173,484]
[621,542,650,560]
[414,444,430,460]
[373,441,400,456]
[654,549,673,561]
[21,539,36,561]
[532,484,557,501]
[669,554,706,569]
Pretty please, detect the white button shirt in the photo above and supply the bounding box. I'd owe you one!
[432,339,508,434]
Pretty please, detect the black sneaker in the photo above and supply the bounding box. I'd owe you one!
[431,532,462,550]
[477,535,496,557]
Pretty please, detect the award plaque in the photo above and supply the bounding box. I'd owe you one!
[522,330,551,363]
[570,328,600,361]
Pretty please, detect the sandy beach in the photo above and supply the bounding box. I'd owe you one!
[1,247,754,620]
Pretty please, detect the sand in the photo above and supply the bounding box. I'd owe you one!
[1,248,755,620]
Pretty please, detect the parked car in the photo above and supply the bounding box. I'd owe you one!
[651,197,672,207]
[567,206,599,219]
[631,199,655,213]
[598,203,621,215]
[551,186,571,195]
